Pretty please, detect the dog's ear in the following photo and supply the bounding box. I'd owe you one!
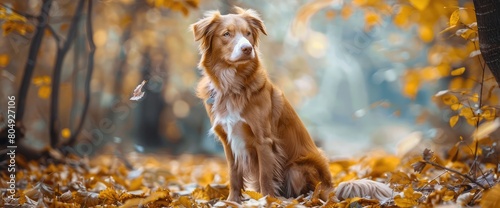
[234,6,267,36]
[190,10,221,51]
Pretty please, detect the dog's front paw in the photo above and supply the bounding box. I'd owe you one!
[227,192,241,203]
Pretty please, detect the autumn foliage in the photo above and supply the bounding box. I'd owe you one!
[1,0,500,207]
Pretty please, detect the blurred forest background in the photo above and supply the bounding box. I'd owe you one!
[1,0,499,159]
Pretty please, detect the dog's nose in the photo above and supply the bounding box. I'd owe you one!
[241,45,253,55]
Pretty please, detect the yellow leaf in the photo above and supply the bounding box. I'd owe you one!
[409,0,430,11]
[38,86,51,99]
[451,103,463,110]
[449,115,459,127]
[459,107,474,118]
[442,94,458,105]
[481,107,496,120]
[61,128,71,139]
[244,190,263,200]
[481,184,500,208]
[0,53,9,67]
[451,67,465,76]
[449,9,460,26]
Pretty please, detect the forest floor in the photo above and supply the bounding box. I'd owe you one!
[1,148,499,207]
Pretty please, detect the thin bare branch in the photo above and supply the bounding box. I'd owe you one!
[66,0,96,147]
[424,160,488,190]
[49,0,85,147]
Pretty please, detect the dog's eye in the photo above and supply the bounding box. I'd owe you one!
[246,31,251,36]
[223,32,230,37]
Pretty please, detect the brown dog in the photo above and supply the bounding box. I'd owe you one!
[191,7,333,202]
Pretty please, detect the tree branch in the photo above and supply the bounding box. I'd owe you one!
[424,161,488,190]
[16,0,53,123]
[46,25,63,46]
[49,0,85,147]
[66,0,96,147]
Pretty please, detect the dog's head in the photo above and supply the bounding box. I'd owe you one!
[191,7,267,64]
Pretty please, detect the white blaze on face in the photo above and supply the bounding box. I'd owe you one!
[229,34,254,62]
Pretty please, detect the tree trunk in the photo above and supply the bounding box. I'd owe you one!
[473,0,500,86]
[16,0,53,123]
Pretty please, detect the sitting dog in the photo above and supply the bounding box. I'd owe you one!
[191,7,333,202]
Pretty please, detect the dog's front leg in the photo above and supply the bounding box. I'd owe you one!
[214,125,244,202]
[256,137,276,197]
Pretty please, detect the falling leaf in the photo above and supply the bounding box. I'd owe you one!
[130,80,147,101]
[451,67,465,76]
[449,115,459,127]
[409,0,430,11]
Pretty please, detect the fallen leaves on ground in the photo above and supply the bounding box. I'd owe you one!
[0,148,498,207]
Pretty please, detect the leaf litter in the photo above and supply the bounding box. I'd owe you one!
[1,147,499,207]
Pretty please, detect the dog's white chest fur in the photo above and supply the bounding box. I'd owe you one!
[210,83,248,164]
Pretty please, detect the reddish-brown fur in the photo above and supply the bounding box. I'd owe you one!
[191,7,333,202]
